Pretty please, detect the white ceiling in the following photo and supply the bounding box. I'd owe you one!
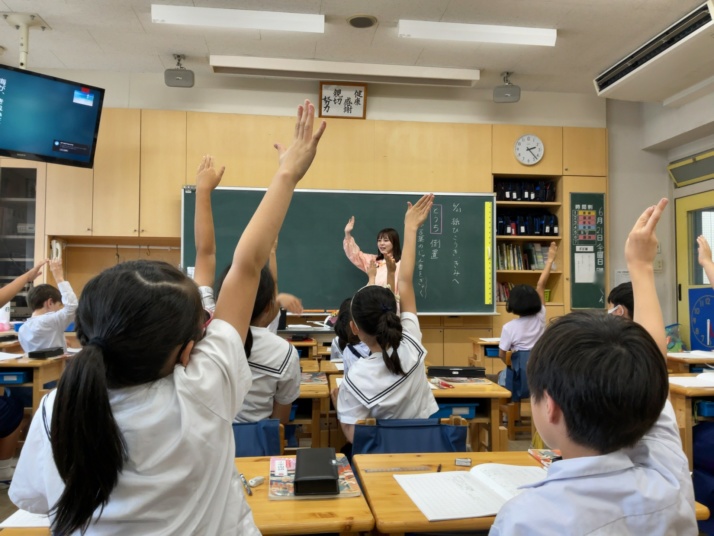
[0,0,706,95]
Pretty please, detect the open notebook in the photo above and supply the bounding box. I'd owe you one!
[394,463,546,521]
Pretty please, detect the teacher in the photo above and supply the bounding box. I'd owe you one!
[343,216,401,291]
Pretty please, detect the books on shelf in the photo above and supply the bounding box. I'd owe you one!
[268,455,361,500]
[394,463,546,521]
[528,449,562,468]
[300,372,328,385]
[496,242,546,272]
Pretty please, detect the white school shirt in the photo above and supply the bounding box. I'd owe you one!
[337,312,438,424]
[10,319,260,536]
[342,341,370,376]
[490,400,697,536]
[330,336,343,362]
[499,305,546,352]
[235,326,301,423]
[18,281,77,352]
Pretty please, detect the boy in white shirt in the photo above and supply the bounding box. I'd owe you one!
[18,258,77,353]
[490,198,697,535]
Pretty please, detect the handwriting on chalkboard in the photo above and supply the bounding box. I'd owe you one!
[451,203,461,285]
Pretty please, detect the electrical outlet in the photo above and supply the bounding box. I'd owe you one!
[653,257,664,272]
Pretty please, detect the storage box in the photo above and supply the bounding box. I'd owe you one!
[696,401,714,417]
[485,347,500,357]
[431,402,479,419]
[16,223,34,234]
[0,371,28,384]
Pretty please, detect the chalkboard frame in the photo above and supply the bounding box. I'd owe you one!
[181,187,496,315]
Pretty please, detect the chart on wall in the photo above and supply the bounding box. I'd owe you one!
[570,193,606,309]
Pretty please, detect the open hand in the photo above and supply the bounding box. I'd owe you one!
[546,242,558,264]
[405,194,435,229]
[277,293,303,315]
[698,235,712,267]
[273,100,326,184]
[625,198,668,270]
[344,216,355,235]
[26,259,48,282]
[196,155,224,191]
[384,253,397,273]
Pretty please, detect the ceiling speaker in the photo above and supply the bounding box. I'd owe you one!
[165,68,194,88]
[493,84,520,103]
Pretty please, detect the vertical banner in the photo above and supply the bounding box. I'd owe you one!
[570,193,606,309]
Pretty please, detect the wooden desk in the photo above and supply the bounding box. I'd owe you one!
[667,352,714,374]
[669,374,714,470]
[329,374,511,452]
[469,337,504,376]
[320,360,344,375]
[0,355,66,414]
[298,376,329,448]
[352,452,710,535]
[289,338,317,359]
[299,359,319,373]
[235,455,374,535]
[0,331,21,352]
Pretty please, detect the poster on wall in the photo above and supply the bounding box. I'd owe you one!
[689,287,714,351]
[570,193,606,309]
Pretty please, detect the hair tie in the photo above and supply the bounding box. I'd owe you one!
[381,303,393,313]
[88,337,108,353]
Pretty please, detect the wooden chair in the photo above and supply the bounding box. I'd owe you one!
[499,350,533,441]
[352,416,468,455]
[232,419,285,456]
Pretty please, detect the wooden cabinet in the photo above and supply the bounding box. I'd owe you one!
[563,127,608,176]
[492,125,563,176]
[140,110,187,237]
[444,328,491,367]
[45,165,93,236]
[422,328,444,367]
[92,108,141,237]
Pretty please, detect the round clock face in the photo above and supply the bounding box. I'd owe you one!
[514,134,545,166]
[691,293,714,349]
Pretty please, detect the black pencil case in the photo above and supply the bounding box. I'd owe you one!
[294,447,339,496]
[28,346,64,359]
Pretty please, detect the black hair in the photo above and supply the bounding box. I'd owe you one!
[375,228,402,262]
[350,285,403,375]
[505,285,542,316]
[527,311,668,454]
[50,260,204,535]
[215,263,275,357]
[608,282,634,318]
[28,284,61,311]
[334,297,359,351]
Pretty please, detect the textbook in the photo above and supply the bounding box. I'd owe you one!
[268,455,361,500]
[300,372,328,385]
[528,448,562,468]
[394,463,546,521]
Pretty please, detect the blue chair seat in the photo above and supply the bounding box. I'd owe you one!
[232,419,283,457]
[352,416,468,456]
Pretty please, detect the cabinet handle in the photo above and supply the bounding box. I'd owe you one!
[141,229,145,233]
[133,229,138,233]
[86,228,91,232]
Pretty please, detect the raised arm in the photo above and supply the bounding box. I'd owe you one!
[384,253,397,292]
[194,156,224,288]
[536,242,557,305]
[214,100,325,341]
[367,260,377,285]
[0,260,47,308]
[697,235,714,288]
[343,216,376,273]
[625,198,668,355]
[398,194,434,315]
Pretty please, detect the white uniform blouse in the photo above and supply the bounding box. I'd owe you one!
[10,319,260,535]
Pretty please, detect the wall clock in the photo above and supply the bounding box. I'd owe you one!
[514,134,544,166]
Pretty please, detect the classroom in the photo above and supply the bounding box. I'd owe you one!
[0,0,714,534]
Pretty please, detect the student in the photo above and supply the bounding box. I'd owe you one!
[607,281,633,319]
[332,298,370,375]
[335,194,438,443]
[215,251,301,425]
[9,99,326,535]
[344,216,402,290]
[0,262,46,484]
[490,198,697,535]
[697,234,714,287]
[18,257,77,353]
[498,242,557,372]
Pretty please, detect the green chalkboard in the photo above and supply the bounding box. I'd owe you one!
[570,193,606,309]
[181,188,495,314]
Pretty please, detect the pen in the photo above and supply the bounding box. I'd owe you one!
[436,464,442,472]
[239,473,253,496]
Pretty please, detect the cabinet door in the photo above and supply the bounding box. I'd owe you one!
[563,127,608,176]
[140,110,187,237]
[443,328,492,367]
[92,109,141,236]
[45,164,93,236]
[422,328,444,367]
[492,125,563,175]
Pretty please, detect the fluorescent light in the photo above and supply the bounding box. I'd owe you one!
[151,5,324,33]
[210,56,480,87]
[398,20,556,47]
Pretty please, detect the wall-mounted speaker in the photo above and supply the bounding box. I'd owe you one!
[165,68,194,88]
[493,84,520,103]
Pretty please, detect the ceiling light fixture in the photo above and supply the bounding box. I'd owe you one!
[398,19,556,47]
[151,5,324,33]
[210,55,480,87]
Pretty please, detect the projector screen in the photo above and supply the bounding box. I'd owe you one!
[0,64,105,168]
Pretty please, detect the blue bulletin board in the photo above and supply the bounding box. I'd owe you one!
[689,287,714,351]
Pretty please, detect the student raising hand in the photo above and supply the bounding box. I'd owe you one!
[697,235,714,287]
[273,100,326,183]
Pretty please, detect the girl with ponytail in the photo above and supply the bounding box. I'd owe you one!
[9,99,326,535]
[335,194,438,443]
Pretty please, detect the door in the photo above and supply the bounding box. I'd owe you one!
[675,190,714,349]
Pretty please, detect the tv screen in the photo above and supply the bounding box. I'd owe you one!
[0,65,105,168]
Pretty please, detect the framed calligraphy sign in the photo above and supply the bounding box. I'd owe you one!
[319,82,367,119]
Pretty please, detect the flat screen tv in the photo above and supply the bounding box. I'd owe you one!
[0,64,105,168]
